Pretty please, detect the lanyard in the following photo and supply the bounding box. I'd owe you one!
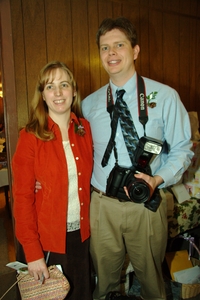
[106,73,148,135]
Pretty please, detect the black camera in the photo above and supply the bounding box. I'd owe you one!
[106,136,163,212]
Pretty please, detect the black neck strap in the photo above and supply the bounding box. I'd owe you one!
[106,73,148,135]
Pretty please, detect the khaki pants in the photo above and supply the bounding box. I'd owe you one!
[90,189,168,300]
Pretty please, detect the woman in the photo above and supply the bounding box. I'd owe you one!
[12,61,93,299]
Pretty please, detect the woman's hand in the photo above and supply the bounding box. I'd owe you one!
[28,258,49,281]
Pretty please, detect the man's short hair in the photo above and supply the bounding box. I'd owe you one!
[96,17,137,48]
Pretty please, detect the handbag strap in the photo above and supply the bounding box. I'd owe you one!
[0,251,51,299]
[0,273,27,300]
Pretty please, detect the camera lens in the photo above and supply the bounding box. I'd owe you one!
[127,180,150,203]
[135,186,144,196]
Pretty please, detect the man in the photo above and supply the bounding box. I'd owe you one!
[82,17,193,300]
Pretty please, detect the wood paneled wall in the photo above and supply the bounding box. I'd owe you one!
[10,0,200,129]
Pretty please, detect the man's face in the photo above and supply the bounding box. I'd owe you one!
[99,29,139,86]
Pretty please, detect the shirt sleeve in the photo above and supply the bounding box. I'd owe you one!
[12,130,44,262]
[151,89,194,187]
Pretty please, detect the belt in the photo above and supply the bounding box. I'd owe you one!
[91,186,107,196]
[91,186,127,202]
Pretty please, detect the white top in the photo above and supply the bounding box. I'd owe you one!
[63,141,80,232]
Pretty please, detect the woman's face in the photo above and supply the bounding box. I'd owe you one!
[42,68,74,118]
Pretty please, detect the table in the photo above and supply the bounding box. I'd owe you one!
[0,167,9,209]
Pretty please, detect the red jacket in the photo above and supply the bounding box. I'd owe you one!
[12,113,93,262]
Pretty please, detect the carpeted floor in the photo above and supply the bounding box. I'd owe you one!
[128,273,200,300]
[128,273,180,300]
[0,218,10,274]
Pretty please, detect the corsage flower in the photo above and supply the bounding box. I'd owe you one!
[146,91,158,108]
[74,121,85,137]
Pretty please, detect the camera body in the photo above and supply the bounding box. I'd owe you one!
[106,136,163,212]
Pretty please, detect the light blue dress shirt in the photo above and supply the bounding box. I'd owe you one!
[82,72,193,192]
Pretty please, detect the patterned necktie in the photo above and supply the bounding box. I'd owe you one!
[101,89,139,167]
[116,90,139,164]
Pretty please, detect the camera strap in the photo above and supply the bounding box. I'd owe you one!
[106,73,148,134]
[102,74,148,167]
[104,73,148,166]
[137,74,148,134]
[105,74,148,167]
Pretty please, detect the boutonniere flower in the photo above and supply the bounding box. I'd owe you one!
[146,91,158,108]
[74,121,85,137]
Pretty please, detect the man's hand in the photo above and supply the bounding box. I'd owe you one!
[28,258,49,282]
[35,181,42,193]
[124,172,163,198]
[134,173,163,196]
